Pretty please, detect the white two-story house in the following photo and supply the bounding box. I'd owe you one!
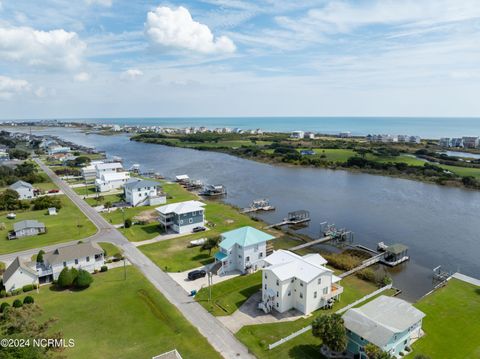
[95,171,130,192]
[260,250,343,315]
[9,180,35,200]
[214,226,275,274]
[124,179,166,207]
[95,162,123,177]
[2,242,105,292]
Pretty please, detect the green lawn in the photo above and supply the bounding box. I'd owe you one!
[196,271,262,316]
[85,193,123,207]
[412,278,480,358]
[98,242,122,258]
[236,275,379,359]
[438,164,480,178]
[308,148,356,162]
[73,185,97,195]
[139,200,274,271]
[0,267,221,359]
[0,195,96,253]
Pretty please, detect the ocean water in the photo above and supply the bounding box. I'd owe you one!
[13,117,480,138]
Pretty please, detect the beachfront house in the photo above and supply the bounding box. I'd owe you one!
[290,131,305,139]
[124,179,166,207]
[342,295,425,358]
[47,146,71,156]
[95,171,130,192]
[81,160,105,181]
[259,250,343,315]
[2,242,105,291]
[95,162,124,177]
[156,200,206,234]
[214,226,275,274]
[9,180,35,200]
[8,220,46,240]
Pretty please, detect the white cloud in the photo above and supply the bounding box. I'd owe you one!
[0,75,31,100]
[145,6,236,54]
[74,72,90,82]
[120,68,143,80]
[85,0,113,6]
[0,26,86,70]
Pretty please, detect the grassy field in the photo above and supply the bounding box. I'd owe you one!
[0,267,221,359]
[236,275,379,359]
[139,200,274,271]
[196,271,262,316]
[73,185,97,195]
[438,164,480,178]
[0,195,96,253]
[98,242,122,258]
[412,278,480,358]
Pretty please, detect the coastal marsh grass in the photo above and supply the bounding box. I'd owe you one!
[411,278,480,358]
[0,195,96,253]
[0,267,221,359]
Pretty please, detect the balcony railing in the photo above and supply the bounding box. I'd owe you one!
[322,284,344,301]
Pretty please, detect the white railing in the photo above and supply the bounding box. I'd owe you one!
[267,284,393,350]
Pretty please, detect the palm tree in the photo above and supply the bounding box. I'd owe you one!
[201,237,220,256]
[312,314,347,353]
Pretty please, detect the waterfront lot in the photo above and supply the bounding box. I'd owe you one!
[0,267,221,359]
[235,275,380,359]
[412,278,480,359]
[0,195,96,253]
[139,200,274,272]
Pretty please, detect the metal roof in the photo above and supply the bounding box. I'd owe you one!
[9,180,33,190]
[124,179,160,190]
[219,226,275,250]
[43,242,104,266]
[156,200,205,215]
[13,220,45,232]
[343,295,425,348]
[386,243,408,255]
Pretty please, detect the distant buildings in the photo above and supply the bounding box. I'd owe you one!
[8,220,46,240]
[0,145,9,161]
[461,136,480,149]
[366,134,421,144]
[338,132,352,138]
[156,200,206,234]
[438,136,480,148]
[9,180,35,200]
[259,250,343,315]
[290,131,305,139]
[343,295,425,358]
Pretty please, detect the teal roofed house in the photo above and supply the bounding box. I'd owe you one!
[214,226,275,275]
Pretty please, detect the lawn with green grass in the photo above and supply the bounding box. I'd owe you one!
[98,242,122,258]
[0,267,221,359]
[236,275,379,359]
[196,271,262,316]
[0,195,96,253]
[139,200,273,271]
[73,185,97,195]
[411,278,480,359]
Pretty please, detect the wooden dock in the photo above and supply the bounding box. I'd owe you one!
[338,253,384,278]
[289,236,333,251]
[264,217,310,229]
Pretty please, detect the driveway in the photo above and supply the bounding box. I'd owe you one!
[218,291,306,333]
[168,266,241,294]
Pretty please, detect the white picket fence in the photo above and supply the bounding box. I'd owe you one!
[267,284,393,350]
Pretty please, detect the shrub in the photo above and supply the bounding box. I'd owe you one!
[12,289,21,296]
[22,284,34,293]
[100,265,108,272]
[0,261,5,275]
[36,250,45,264]
[57,267,74,288]
[0,290,6,298]
[124,218,132,228]
[23,296,34,305]
[0,302,10,313]
[75,270,93,288]
[356,268,376,283]
[12,299,23,308]
[6,292,11,297]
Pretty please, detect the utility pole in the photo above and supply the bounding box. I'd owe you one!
[208,271,213,302]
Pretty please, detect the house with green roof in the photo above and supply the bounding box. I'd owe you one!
[214,226,275,274]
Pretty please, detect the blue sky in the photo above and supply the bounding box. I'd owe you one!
[0,0,480,119]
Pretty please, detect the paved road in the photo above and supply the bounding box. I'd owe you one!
[32,158,254,359]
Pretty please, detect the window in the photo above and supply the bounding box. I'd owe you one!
[254,244,259,252]
[265,274,267,279]
[291,278,294,283]
[86,256,90,262]
[276,303,279,308]
[63,261,67,267]
[258,253,263,259]
[188,218,193,224]
[276,279,279,286]
[264,284,267,290]
[404,339,407,345]
[314,291,317,298]
[300,293,303,299]
[318,278,322,285]
[276,291,279,297]
[288,291,291,296]
[179,219,184,224]
[300,282,303,287]
[246,256,250,262]
[74,259,78,265]
[323,287,328,295]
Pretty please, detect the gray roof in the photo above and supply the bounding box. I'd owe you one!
[43,242,103,266]
[3,256,37,283]
[14,220,45,232]
[124,179,160,190]
[342,295,425,347]
[386,243,408,255]
[9,180,33,190]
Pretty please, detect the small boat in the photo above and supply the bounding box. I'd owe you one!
[200,184,227,196]
[189,238,207,247]
[6,213,16,219]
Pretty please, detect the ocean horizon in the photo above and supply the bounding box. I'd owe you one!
[5,116,480,138]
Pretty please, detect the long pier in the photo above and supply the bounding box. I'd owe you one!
[338,253,384,278]
[289,236,333,251]
[264,218,310,229]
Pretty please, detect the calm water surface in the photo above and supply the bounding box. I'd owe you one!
[18,128,480,300]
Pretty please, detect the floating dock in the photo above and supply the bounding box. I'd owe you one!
[264,210,310,229]
[241,199,275,213]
